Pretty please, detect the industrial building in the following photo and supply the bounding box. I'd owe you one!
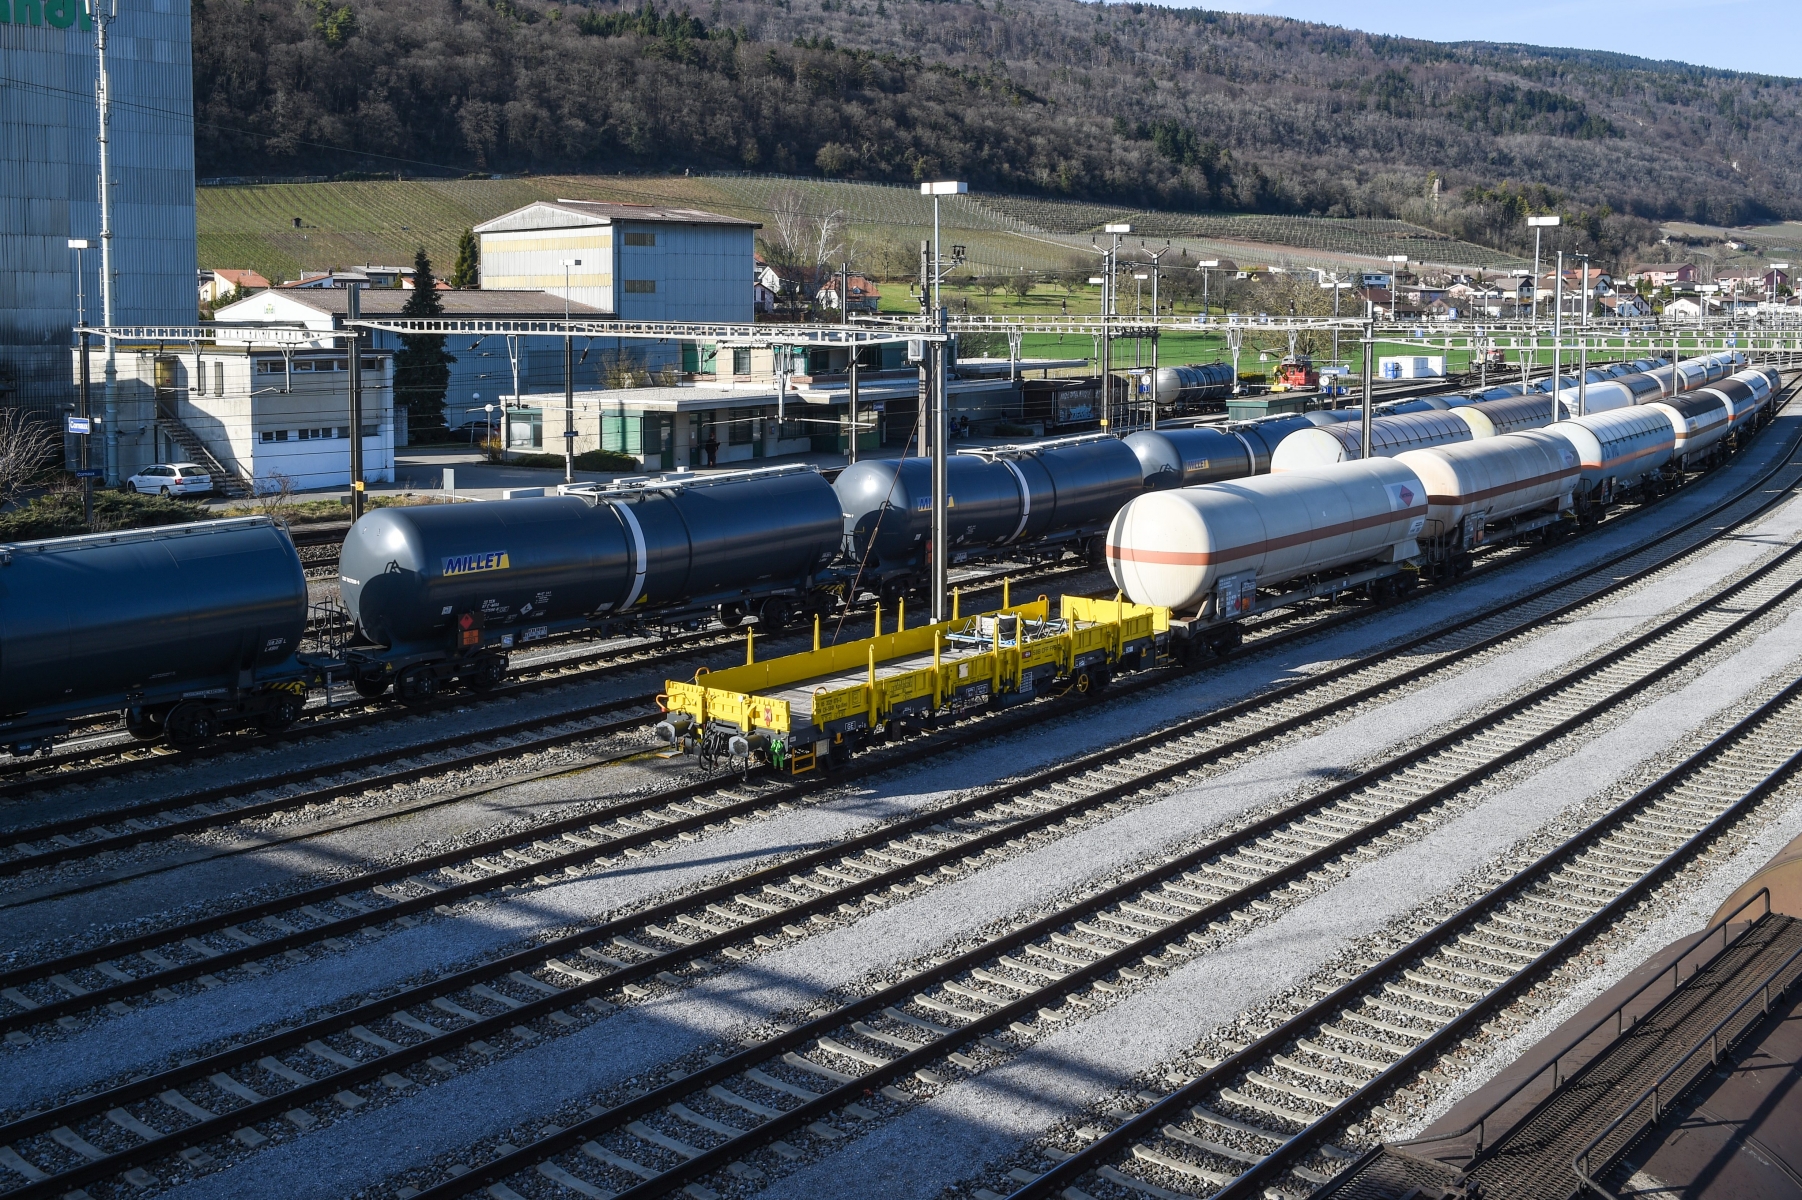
[472,199,758,322]
[515,345,1085,469]
[212,287,604,457]
[1,1,197,455]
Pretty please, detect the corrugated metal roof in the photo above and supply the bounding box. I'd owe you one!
[473,199,758,234]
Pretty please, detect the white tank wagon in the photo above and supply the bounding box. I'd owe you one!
[1445,393,1570,433]
[1646,392,1733,468]
[1105,458,1429,651]
[1270,409,1479,471]
[1395,430,1581,565]
[1692,366,1784,443]
[1540,408,1676,516]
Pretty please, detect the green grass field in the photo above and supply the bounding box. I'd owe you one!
[199,173,1527,285]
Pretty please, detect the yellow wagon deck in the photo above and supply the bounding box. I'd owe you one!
[662,594,1167,773]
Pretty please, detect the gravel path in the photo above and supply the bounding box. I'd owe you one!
[751,606,1802,1200]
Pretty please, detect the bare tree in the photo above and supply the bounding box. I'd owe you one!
[251,471,297,522]
[0,408,60,509]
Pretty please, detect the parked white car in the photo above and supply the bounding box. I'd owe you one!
[125,463,212,496]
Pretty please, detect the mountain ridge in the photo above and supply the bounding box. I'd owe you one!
[192,0,1802,262]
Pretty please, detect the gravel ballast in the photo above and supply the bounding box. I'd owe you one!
[10,495,1785,1120]
[747,607,1802,1200]
[134,590,1802,1200]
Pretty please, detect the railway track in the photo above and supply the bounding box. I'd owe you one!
[5,413,1802,1198]
[6,383,1796,893]
[1002,657,1802,1200]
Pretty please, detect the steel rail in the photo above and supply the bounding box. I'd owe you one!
[372,511,1802,1200]
[10,432,1799,1200]
[5,388,1798,1032]
[1010,684,1802,1200]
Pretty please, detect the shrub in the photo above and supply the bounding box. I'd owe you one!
[0,487,211,541]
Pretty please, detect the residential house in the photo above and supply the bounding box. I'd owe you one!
[816,274,881,314]
[1716,267,1789,296]
[1628,263,1697,288]
[199,269,270,304]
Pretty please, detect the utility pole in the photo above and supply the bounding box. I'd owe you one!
[561,259,579,483]
[1360,320,1374,459]
[921,181,967,624]
[94,0,120,486]
[843,259,858,464]
[1145,243,1170,431]
[1553,250,1564,422]
[917,240,931,458]
[70,239,94,527]
[347,284,365,521]
[1101,224,1130,432]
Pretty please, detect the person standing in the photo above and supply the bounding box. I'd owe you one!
[704,429,720,467]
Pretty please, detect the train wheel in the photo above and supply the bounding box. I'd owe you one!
[395,666,438,706]
[718,604,743,628]
[466,655,508,692]
[758,598,793,630]
[354,676,390,699]
[1070,667,1107,698]
[258,692,304,734]
[165,703,216,749]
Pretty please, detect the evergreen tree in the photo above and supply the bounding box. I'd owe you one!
[448,228,480,289]
[393,246,455,436]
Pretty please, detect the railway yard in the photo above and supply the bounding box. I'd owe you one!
[6,356,1802,1200]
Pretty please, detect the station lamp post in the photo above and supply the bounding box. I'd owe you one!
[1099,223,1130,432]
[1527,215,1561,330]
[920,180,968,623]
[1196,260,1219,318]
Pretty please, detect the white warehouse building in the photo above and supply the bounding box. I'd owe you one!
[473,199,758,322]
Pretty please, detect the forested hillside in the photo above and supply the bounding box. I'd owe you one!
[192,0,1802,261]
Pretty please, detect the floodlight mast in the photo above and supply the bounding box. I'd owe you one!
[93,0,120,486]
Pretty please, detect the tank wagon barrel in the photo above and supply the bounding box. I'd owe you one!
[1151,362,1235,408]
[338,464,844,703]
[833,433,1146,593]
[0,517,311,754]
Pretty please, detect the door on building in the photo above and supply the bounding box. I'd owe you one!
[642,413,674,471]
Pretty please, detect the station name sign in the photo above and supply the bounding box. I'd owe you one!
[2,0,94,28]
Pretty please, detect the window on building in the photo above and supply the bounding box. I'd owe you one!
[362,424,377,438]
[361,357,379,371]
[731,347,752,375]
[213,362,225,394]
[623,279,656,294]
[622,232,656,247]
[727,408,754,445]
[261,429,291,442]
[293,361,315,372]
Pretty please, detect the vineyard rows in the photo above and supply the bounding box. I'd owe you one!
[196,172,1525,285]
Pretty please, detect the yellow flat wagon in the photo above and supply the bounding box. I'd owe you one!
[658,593,1168,774]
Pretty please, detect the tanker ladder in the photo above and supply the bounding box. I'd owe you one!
[657,588,1167,775]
